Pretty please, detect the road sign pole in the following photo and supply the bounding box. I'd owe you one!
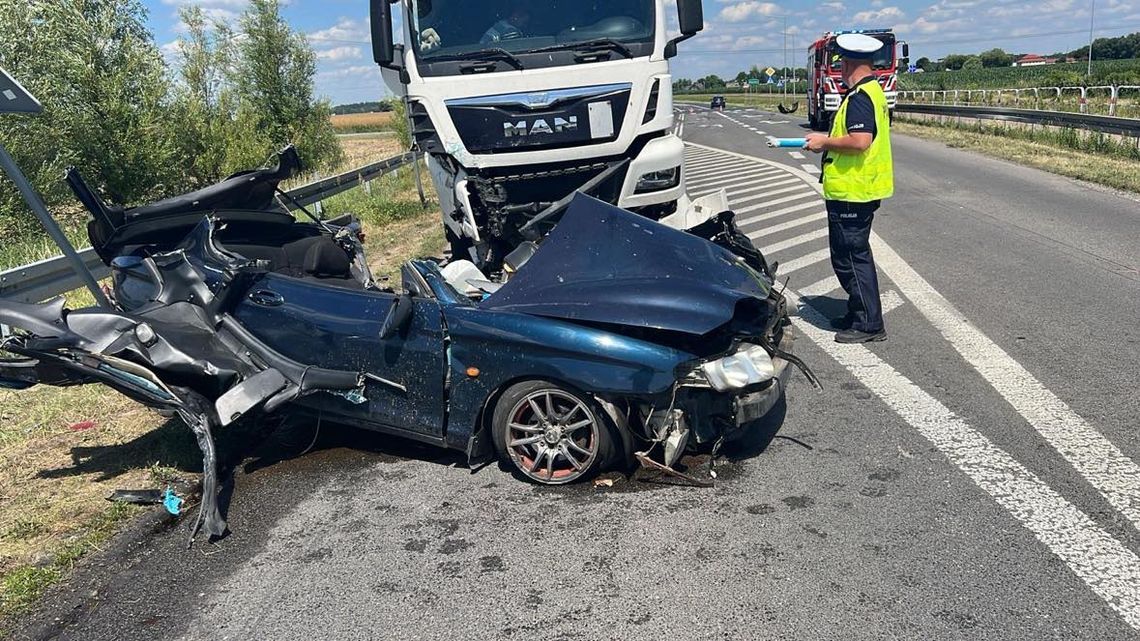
[0,142,110,307]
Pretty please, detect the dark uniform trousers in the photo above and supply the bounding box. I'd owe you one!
[826,198,884,333]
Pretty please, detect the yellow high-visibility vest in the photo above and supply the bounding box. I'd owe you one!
[823,79,894,202]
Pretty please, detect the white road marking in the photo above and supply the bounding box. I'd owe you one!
[736,190,819,214]
[738,206,826,233]
[687,170,782,189]
[789,151,806,160]
[801,163,821,175]
[871,235,1140,531]
[881,288,904,314]
[798,274,840,298]
[754,200,826,221]
[691,177,802,199]
[686,161,777,178]
[689,174,793,195]
[729,184,821,207]
[684,158,746,173]
[684,141,1140,629]
[687,168,773,184]
[775,248,832,275]
[785,288,1140,633]
[742,212,819,237]
[755,227,829,252]
[684,175,802,198]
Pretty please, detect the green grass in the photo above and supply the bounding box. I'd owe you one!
[321,159,435,227]
[895,116,1140,194]
[0,212,92,273]
[1,502,139,619]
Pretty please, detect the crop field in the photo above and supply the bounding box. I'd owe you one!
[330,111,397,134]
[898,58,1140,91]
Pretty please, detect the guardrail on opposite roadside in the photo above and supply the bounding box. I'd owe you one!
[893,103,1140,138]
[0,152,419,304]
[898,85,1140,117]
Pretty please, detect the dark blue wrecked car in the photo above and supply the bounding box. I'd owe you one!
[0,154,813,540]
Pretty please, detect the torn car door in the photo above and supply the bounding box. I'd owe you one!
[230,273,450,439]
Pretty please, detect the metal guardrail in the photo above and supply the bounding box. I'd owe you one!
[898,85,1140,117]
[894,103,1140,138]
[0,152,418,303]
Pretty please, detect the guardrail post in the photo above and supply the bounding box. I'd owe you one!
[0,143,109,307]
[1080,87,1088,114]
[412,151,427,208]
[1110,85,1119,117]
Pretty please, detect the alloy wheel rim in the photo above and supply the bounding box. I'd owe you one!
[505,389,599,484]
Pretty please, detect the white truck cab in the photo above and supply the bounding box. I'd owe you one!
[368,0,703,266]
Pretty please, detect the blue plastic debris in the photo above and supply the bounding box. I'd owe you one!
[162,487,184,516]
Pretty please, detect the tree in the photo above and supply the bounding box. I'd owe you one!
[1067,31,1140,60]
[979,48,1013,68]
[941,54,970,70]
[0,0,176,239]
[170,5,259,185]
[700,74,726,89]
[232,0,342,173]
[961,56,983,71]
[915,56,932,71]
[735,71,750,85]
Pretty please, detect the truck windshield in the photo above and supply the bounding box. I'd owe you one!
[412,0,655,65]
[827,36,896,71]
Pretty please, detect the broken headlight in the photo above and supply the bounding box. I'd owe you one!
[698,344,776,392]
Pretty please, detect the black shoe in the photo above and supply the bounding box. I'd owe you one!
[835,328,887,344]
[830,314,855,330]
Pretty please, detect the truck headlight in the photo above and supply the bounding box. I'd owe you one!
[699,344,775,392]
[635,167,681,194]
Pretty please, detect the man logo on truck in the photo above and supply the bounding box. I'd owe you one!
[504,116,578,137]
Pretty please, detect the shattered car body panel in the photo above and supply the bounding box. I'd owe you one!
[1,162,811,540]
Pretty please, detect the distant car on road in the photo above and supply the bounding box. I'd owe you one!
[710,95,726,110]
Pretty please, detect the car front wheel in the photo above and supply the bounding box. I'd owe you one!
[492,381,618,485]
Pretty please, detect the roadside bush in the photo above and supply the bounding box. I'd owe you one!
[0,0,344,248]
[0,0,178,241]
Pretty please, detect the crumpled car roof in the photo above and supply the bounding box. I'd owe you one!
[480,194,772,336]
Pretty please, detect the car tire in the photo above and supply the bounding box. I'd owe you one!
[491,380,620,485]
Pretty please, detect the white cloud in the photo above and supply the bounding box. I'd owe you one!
[315,46,363,61]
[853,6,904,23]
[309,17,371,45]
[718,2,784,23]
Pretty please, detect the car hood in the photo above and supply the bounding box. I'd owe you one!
[480,194,773,337]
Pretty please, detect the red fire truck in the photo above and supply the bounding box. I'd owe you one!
[806,29,909,131]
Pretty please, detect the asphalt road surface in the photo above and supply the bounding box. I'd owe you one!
[12,106,1140,641]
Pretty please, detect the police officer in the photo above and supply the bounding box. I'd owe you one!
[804,33,893,344]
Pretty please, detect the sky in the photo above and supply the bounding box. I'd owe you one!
[142,0,1140,106]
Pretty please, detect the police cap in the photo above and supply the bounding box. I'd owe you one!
[835,33,883,60]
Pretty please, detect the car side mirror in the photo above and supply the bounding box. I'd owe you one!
[379,292,414,339]
[901,43,910,59]
[370,0,395,67]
